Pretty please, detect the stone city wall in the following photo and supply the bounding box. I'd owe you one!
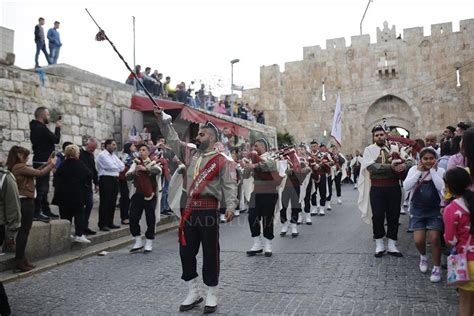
[0,62,134,159]
[242,19,474,153]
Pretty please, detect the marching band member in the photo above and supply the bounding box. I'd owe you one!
[330,145,347,205]
[243,138,280,257]
[350,150,363,189]
[358,125,413,258]
[155,109,237,314]
[304,140,331,217]
[126,143,162,254]
[319,144,335,211]
[280,146,311,237]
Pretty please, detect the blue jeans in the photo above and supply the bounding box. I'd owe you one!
[161,179,170,212]
[35,42,50,67]
[49,46,60,64]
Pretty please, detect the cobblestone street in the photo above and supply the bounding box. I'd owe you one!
[5,186,458,315]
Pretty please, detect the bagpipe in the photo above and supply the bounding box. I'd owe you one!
[241,145,302,172]
[386,135,421,161]
[307,152,332,176]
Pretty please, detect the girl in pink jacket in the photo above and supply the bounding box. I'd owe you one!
[443,167,474,316]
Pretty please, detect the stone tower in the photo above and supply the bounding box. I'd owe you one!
[242,19,474,152]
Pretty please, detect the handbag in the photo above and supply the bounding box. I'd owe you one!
[447,234,472,285]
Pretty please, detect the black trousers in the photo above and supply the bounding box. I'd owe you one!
[280,186,301,224]
[353,167,360,184]
[180,209,219,286]
[129,193,157,239]
[0,281,11,316]
[248,192,278,240]
[98,176,119,229]
[33,162,50,215]
[16,198,35,259]
[334,173,342,197]
[370,185,402,240]
[326,175,333,201]
[304,175,327,212]
[119,179,130,221]
[84,189,93,229]
[61,202,86,237]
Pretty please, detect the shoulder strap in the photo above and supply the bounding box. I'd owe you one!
[0,173,6,191]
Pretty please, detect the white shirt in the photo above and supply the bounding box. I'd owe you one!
[96,150,125,177]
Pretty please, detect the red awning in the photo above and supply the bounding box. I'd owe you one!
[180,106,250,139]
[130,95,185,111]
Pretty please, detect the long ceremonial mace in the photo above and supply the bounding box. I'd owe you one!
[85,8,171,123]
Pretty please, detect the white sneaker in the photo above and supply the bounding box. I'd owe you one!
[400,208,406,215]
[74,235,91,244]
[130,236,143,252]
[144,239,153,253]
[353,184,358,189]
[234,209,240,217]
[319,207,325,216]
[304,212,312,225]
[387,239,403,257]
[310,205,318,216]
[179,278,203,311]
[291,223,299,237]
[219,214,226,223]
[326,201,332,210]
[246,236,263,255]
[374,238,385,257]
[204,286,218,313]
[337,198,342,204]
[280,221,289,236]
[419,256,428,273]
[263,238,272,257]
[430,267,441,283]
[297,213,303,225]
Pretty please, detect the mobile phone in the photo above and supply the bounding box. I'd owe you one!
[50,151,56,159]
[58,115,62,121]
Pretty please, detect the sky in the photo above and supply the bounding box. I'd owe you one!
[1,0,473,96]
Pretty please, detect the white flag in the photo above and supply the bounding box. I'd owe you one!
[330,93,342,146]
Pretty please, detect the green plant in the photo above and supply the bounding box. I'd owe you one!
[277,131,294,147]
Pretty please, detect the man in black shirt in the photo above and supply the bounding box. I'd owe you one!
[34,17,51,68]
[29,107,61,221]
[80,138,99,235]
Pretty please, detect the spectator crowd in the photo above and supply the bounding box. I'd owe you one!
[125,65,266,124]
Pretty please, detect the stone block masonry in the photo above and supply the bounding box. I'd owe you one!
[0,63,134,158]
[242,19,474,153]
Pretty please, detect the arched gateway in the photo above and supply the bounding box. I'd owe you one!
[364,95,416,142]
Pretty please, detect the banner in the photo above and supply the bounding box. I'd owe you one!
[330,93,342,146]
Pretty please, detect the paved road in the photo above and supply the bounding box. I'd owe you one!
[5,186,458,315]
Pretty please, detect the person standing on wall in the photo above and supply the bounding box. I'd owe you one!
[47,21,62,64]
[29,107,61,221]
[34,17,51,68]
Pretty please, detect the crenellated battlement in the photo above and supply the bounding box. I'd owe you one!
[301,18,474,62]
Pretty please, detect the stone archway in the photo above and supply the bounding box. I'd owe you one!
[364,95,415,143]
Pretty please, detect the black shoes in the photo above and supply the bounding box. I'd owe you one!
[33,212,50,222]
[43,211,59,219]
[203,304,217,314]
[84,228,97,235]
[374,251,385,258]
[388,251,403,257]
[99,227,110,232]
[108,224,120,229]
[246,249,263,256]
[179,297,203,312]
